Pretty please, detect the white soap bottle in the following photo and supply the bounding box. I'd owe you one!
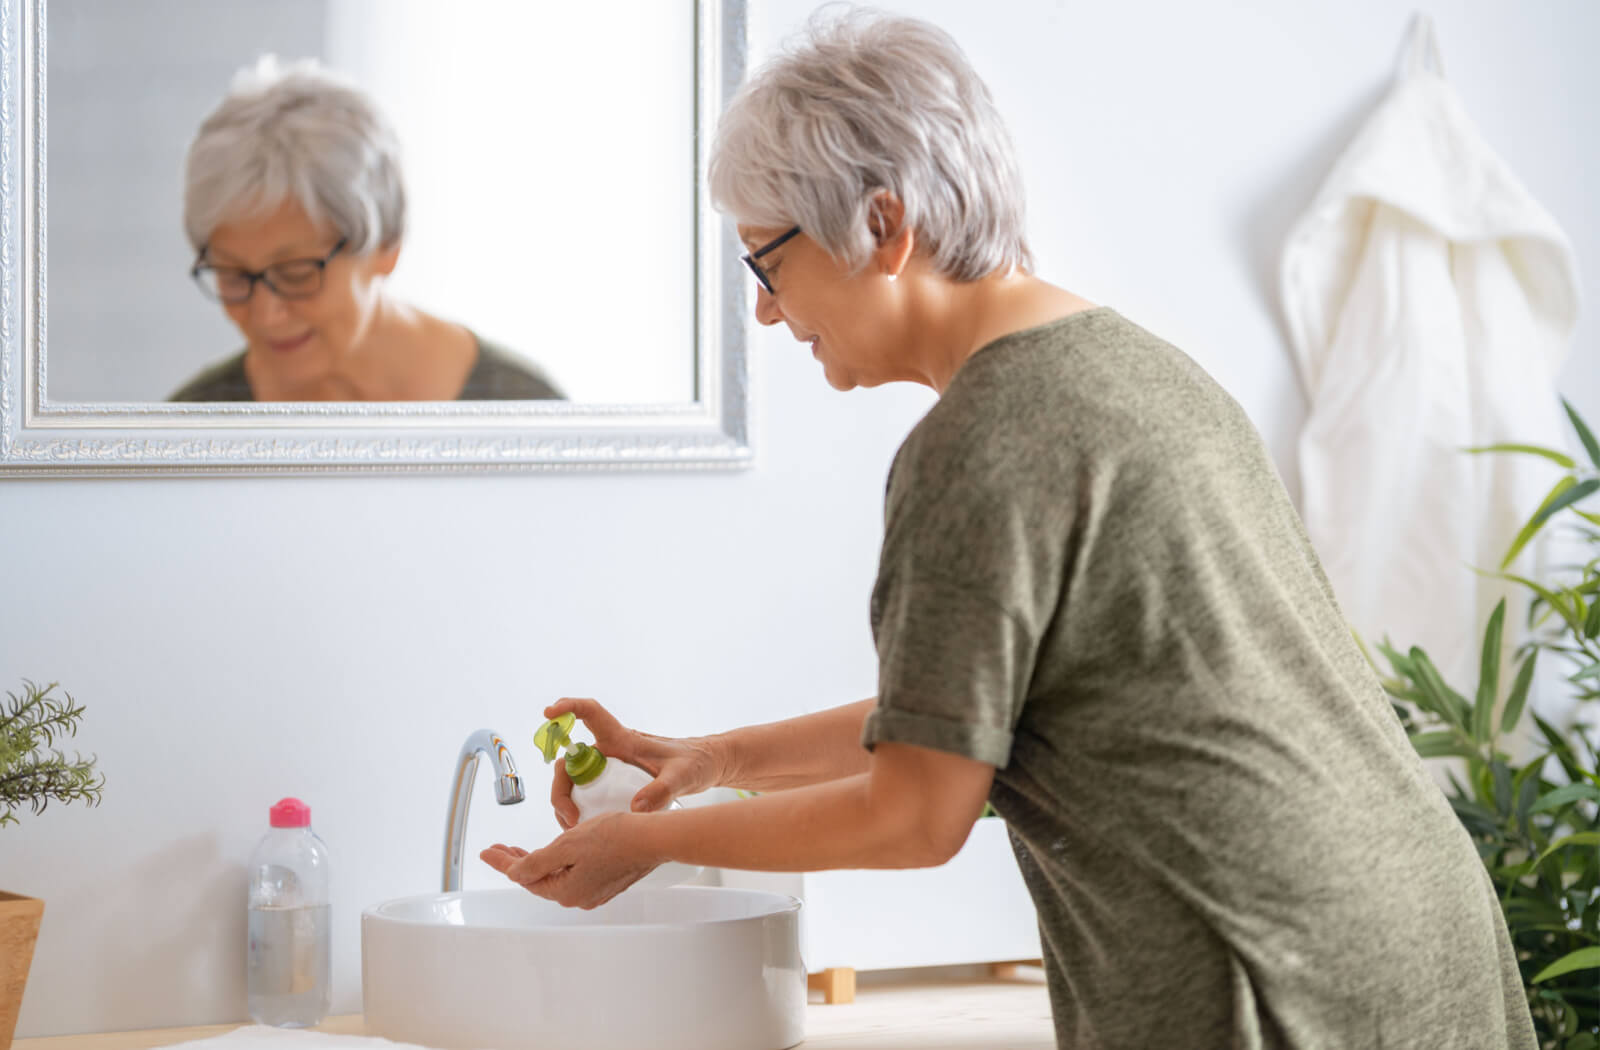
[534,714,702,887]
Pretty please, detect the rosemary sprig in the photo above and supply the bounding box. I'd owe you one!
[1,680,104,828]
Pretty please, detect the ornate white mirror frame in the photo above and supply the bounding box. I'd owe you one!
[0,0,752,476]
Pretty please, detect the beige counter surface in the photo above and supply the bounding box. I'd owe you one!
[13,973,1055,1050]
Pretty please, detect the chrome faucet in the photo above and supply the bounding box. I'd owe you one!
[442,729,526,892]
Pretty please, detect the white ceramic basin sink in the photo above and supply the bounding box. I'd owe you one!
[361,885,804,1050]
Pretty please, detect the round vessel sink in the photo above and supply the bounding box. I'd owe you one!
[361,885,804,1050]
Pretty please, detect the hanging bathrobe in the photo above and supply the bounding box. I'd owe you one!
[1280,15,1580,693]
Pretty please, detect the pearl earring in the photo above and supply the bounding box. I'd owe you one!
[886,272,898,283]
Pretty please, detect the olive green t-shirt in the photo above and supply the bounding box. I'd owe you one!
[167,334,563,401]
[861,308,1534,1049]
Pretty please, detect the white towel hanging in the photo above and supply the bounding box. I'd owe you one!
[1279,12,1581,691]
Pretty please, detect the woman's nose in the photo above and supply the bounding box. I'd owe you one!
[753,284,784,327]
[246,282,291,324]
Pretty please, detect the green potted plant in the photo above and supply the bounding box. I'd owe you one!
[1374,402,1600,1050]
[1,680,104,1048]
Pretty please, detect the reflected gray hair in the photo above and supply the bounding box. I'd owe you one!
[709,7,1032,281]
[183,55,405,254]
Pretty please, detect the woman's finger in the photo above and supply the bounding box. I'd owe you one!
[483,842,529,856]
[549,761,581,828]
[545,697,621,735]
[506,843,567,887]
[546,697,647,759]
[631,776,676,813]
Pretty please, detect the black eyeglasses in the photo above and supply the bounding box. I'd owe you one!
[191,237,349,305]
[741,226,801,295]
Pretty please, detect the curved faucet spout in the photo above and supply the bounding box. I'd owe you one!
[443,729,526,892]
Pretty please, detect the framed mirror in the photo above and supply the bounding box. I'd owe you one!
[0,0,751,475]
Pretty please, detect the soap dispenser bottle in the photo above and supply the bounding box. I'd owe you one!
[535,713,702,887]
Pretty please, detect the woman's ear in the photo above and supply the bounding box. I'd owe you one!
[374,241,402,277]
[867,191,915,280]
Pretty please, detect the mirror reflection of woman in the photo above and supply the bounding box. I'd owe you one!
[171,57,562,402]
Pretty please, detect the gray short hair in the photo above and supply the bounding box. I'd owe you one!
[183,55,405,254]
[709,7,1032,281]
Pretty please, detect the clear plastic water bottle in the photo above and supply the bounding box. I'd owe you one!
[247,797,331,1027]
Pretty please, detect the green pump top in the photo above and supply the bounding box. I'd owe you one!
[533,712,608,786]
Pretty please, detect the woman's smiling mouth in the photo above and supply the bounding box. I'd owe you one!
[266,331,314,353]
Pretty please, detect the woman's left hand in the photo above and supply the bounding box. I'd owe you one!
[480,813,659,909]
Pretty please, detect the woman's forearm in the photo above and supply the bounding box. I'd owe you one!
[705,698,877,792]
[637,766,944,872]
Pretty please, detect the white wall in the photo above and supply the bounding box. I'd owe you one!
[4,0,1596,1035]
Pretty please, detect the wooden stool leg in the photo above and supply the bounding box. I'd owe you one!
[808,966,857,1004]
[989,958,1043,979]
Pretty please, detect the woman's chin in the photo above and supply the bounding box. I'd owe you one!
[822,369,857,392]
[247,349,332,394]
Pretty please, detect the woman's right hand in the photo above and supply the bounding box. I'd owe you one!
[545,697,728,831]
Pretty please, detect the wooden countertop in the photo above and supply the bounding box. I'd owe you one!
[13,972,1055,1050]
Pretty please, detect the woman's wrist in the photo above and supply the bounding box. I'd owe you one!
[694,732,738,790]
[623,811,670,867]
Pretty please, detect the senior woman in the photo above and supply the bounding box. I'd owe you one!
[482,11,1534,1048]
[170,57,561,402]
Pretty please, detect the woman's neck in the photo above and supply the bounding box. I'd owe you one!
[252,296,478,401]
[911,272,1097,394]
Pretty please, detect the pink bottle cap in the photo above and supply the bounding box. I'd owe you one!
[269,797,311,828]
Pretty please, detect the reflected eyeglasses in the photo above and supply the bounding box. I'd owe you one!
[740,226,801,295]
[191,238,348,305]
